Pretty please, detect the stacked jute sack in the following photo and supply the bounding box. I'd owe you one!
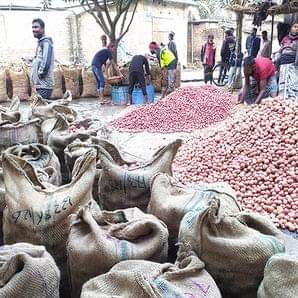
[0,63,181,102]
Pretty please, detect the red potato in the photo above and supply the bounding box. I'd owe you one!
[173,99,298,232]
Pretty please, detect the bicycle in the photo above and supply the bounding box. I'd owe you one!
[212,62,229,86]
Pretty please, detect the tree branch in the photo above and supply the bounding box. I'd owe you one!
[117,1,138,41]
[103,0,113,29]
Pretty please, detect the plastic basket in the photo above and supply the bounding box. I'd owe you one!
[132,83,155,105]
[111,86,128,105]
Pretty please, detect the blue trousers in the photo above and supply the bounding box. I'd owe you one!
[92,65,105,91]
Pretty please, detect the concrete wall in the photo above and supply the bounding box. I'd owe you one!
[0,10,70,64]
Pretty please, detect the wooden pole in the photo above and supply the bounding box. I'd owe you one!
[270,14,274,57]
[236,12,243,54]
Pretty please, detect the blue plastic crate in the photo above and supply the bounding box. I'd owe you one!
[111,86,128,105]
[132,83,155,105]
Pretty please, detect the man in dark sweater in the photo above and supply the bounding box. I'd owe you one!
[128,55,150,105]
[91,43,122,103]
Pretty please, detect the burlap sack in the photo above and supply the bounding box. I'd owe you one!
[0,69,8,102]
[68,203,169,297]
[103,82,112,96]
[65,137,133,201]
[8,68,30,101]
[51,68,64,99]
[61,66,81,99]
[257,253,298,298]
[148,173,240,246]
[178,198,285,297]
[0,97,20,124]
[151,64,162,92]
[65,137,133,173]
[0,118,40,152]
[47,114,96,183]
[0,242,60,298]
[0,166,4,245]
[2,150,96,296]
[81,248,222,298]
[81,67,97,98]
[119,66,129,85]
[5,143,61,186]
[31,92,76,122]
[97,139,182,211]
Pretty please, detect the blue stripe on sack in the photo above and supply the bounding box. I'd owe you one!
[259,234,285,254]
[119,240,130,261]
[154,278,180,298]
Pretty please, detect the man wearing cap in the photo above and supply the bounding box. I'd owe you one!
[149,41,177,99]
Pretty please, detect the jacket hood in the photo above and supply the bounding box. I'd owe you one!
[39,36,53,45]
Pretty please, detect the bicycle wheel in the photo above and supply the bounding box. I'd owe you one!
[212,63,228,87]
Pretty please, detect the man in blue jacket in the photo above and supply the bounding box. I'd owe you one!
[246,28,261,58]
[31,18,54,99]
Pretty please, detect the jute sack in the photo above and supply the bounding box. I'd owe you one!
[0,97,21,125]
[31,92,76,122]
[65,137,133,174]
[81,248,222,298]
[51,68,64,99]
[103,82,112,96]
[0,69,8,102]
[148,173,240,246]
[151,63,162,92]
[178,198,285,298]
[119,66,129,85]
[257,254,298,298]
[2,150,96,296]
[97,139,182,211]
[47,114,96,182]
[0,166,4,245]
[68,203,169,297]
[65,137,133,201]
[81,67,97,98]
[0,118,40,152]
[5,143,62,186]
[0,242,60,298]
[61,66,81,99]
[8,68,30,101]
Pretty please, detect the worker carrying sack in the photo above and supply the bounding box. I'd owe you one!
[178,198,285,298]
[67,203,169,297]
[5,143,61,186]
[97,139,182,211]
[257,253,298,298]
[2,150,96,296]
[148,173,240,246]
[81,247,222,298]
[0,242,60,298]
